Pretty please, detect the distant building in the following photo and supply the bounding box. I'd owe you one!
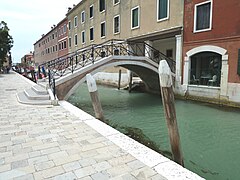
[21,51,34,66]
[181,0,240,105]
[33,17,68,65]
[57,18,69,58]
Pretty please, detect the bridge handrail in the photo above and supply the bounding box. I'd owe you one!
[37,39,175,99]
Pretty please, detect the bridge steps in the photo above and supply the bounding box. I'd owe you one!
[16,85,52,105]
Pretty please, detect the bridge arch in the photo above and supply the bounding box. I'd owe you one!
[55,56,160,100]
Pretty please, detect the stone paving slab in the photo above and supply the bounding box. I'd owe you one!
[0,72,204,180]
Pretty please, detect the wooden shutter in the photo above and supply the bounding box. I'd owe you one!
[238,49,240,75]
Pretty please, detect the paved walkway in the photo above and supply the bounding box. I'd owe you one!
[0,72,203,180]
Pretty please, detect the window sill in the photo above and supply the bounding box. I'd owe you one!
[193,28,212,33]
[114,32,120,35]
[157,17,169,22]
[131,26,139,30]
[188,84,220,89]
[100,10,105,14]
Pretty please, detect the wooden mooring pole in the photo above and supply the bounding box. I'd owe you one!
[118,69,122,90]
[86,74,104,121]
[159,60,184,166]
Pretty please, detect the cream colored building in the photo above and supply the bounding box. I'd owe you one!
[67,0,183,59]
[66,0,184,88]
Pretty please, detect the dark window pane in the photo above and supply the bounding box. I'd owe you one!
[132,8,139,28]
[114,16,119,33]
[99,0,105,12]
[90,28,94,41]
[101,23,105,37]
[90,6,93,18]
[158,0,168,20]
[196,2,211,30]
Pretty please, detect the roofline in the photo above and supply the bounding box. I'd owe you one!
[66,0,85,16]
[33,17,67,45]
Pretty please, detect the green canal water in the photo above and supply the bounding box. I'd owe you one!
[67,83,240,180]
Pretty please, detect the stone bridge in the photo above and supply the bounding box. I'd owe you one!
[39,40,175,100]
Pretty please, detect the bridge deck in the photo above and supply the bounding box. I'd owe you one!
[0,72,203,179]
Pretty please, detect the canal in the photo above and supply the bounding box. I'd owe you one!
[67,83,240,180]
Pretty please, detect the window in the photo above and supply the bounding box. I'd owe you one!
[101,22,106,38]
[131,6,139,29]
[90,27,94,41]
[194,1,212,32]
[82,31,85,44]
[64,41,67,49]
[52,33,54,39]
[113,15,120,34]
[74,34,78,46]
[99,0,105,12]
[64,24,67,33]
[81,11,85,24]
[53,46,55,52]
[90,5,94,18]
[59,43,61,50]
[157,0,169,21]
[69,37,72,48]
[68,21,71,30]
[74,16,78,27]
[55,45,58,51]
[166,49,173,58]
[113,0,120,5]
[190,52,221,86]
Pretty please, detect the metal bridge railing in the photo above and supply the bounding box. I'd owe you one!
[38,39,175,99]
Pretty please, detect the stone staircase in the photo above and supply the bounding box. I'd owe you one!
[16,82,57,105]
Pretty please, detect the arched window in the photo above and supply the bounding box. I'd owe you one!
[190,52,221,86]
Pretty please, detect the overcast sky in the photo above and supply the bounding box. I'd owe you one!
[0,0,80,63]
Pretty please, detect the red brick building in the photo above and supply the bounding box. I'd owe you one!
[181,0,240,105]
[57,18,68,58]
[33,17,69,65]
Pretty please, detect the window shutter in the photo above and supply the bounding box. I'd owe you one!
[238,49,240,75]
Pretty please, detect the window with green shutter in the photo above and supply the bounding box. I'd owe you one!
[238,49,240,75]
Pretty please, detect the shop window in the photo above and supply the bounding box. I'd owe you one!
[190,52,221,86]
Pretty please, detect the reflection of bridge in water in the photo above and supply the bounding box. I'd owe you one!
[39,39,175,100]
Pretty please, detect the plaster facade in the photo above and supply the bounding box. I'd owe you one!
[181,0,240,105]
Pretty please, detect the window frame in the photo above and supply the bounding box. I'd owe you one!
[90,27,94,41]
[193,0,213,33]
[157,0,170,22]
[113,15,120,34]
[81,30,85,44]
[131,6,140,30]
[81,11,85,24]
[101,21,106,38]
[69,37,72,48]
[74,34,78,46]
[90,4,94,19]
[113,0,120,6]
[99,0,106,13]
[68,20,71,30]
[74,16,78,27]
